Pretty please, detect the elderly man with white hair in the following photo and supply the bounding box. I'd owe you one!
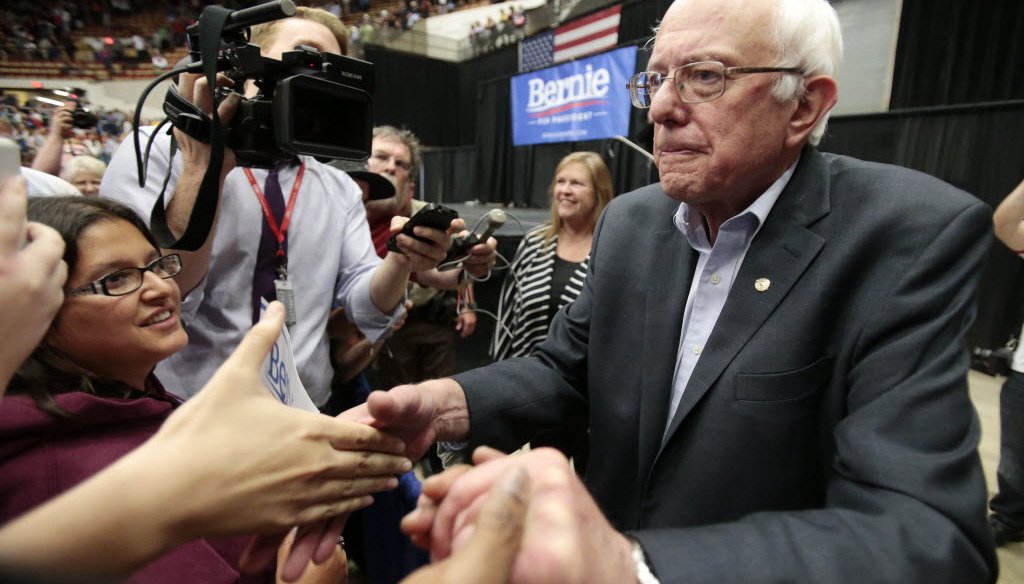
[351,0,998,582]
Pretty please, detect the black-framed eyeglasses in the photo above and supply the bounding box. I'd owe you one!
[69,254,182,297]
[626,61,803,108]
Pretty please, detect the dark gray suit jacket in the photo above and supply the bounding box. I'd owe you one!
[455,148,997,583]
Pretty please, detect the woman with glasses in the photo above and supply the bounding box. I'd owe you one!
[0,196,351,583]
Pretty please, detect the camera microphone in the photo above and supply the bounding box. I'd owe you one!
[439,209,506,271]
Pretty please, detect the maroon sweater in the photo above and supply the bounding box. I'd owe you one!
[0,386,271,584]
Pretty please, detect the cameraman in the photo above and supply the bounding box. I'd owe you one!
[29,104,73,178]
[991,176,1024,546]
[100,7,492,410]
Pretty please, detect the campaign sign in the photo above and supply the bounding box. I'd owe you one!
[259,298,318,412]
[511,46,637,146]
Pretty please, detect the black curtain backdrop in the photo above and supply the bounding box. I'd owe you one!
[617,0,672,43]
[819,102,1024,352]
[363,42,518,146]
[891,0,1024,108]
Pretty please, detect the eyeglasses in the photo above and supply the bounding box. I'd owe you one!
[626,61,803,108]
[69,254,182,297]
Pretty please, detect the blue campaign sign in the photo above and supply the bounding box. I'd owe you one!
[511,46,637,146]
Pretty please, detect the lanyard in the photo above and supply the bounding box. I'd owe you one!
[243,163,305,264]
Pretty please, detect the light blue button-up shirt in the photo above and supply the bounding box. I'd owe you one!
[664,161,798,436]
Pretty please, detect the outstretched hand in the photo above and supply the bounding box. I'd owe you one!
[0,176,67,392]
[143,302,412,540]
[401,448,637,584]
[339,378,469,462]
[400,465,530,584]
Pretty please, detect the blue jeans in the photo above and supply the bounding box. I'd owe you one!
[991,371,1024,529]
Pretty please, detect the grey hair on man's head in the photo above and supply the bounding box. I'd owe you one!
[373,125,422,186]
[651,0,843,146]
[770,0,843,145]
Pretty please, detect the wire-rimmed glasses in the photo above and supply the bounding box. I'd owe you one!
[627,61,803,108]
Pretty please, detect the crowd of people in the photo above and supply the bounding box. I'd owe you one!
[467,5,526,55]
[0,0,1015,583]
[1,0,529,69]
[0,100,133,167]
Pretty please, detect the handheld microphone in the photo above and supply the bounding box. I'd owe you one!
[439,209,506,271]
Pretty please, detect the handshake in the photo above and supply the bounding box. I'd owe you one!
[398,447,637,584]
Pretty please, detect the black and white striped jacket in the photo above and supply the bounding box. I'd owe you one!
[491,224,589,361]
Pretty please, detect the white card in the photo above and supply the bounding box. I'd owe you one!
[258,298,318,412]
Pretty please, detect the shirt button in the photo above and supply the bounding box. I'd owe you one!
[692,345,702,355]
[710,274,721,285]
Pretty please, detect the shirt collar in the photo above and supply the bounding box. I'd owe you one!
[672,156,800,249]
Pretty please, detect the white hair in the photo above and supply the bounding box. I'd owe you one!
[770,0,844,145]
[61,155,107,182]
[652,0,844,145]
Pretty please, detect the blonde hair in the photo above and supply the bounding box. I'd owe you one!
[544,151,613,242]
[250,7,350,56]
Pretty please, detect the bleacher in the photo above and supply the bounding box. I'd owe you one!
[0,0,530,80]
[0,8,190,83]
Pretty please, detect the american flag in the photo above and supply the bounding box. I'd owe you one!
[519,30,555,71]
[518,4,622,72]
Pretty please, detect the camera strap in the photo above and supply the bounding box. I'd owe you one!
[149,4,232,252]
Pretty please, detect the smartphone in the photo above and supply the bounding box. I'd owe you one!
[387,203,459,254]
[0,137,20,182]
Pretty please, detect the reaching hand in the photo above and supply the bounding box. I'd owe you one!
[0,177,67,392]
[402,447,636,584]
[400,465,530,584]
[339,378,469,462]
[139,302,412,540]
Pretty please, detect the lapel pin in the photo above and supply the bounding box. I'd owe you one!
[754,278,771,292]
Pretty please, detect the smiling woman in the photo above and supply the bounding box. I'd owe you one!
[485,152,612,466]
[0,197,283,583]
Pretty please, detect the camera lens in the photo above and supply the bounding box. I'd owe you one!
[71,105,98,130]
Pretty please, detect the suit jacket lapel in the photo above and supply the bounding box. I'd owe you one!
[640,227,697,474]
[660,148,832,446]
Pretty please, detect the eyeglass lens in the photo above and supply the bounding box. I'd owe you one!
[103,255,182,295]
[629,62,727,108]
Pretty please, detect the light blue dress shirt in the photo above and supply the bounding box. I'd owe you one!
[664,161,798,436]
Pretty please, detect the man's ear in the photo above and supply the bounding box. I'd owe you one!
[785,75,838,148]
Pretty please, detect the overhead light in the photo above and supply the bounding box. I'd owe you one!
[52,89,70,97]
[34,97,66,107]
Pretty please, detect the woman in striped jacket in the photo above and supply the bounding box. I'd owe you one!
[488,152,612,465]
[491,151,613,362]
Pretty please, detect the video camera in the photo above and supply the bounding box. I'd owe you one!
[165,0,374,168]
